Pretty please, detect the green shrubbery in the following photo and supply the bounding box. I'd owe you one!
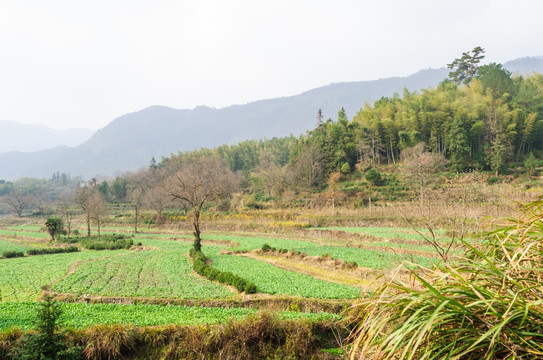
[27,247,78,256]
[62,234,133,250]
[190,249,257,294]
[2,247,79,259]
[2,251,24,259]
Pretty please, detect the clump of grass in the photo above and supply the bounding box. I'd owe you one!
[348,197,543,359]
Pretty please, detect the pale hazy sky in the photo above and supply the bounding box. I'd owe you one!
[1,0,542,130]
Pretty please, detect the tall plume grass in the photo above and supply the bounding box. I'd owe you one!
[348,197,543,359]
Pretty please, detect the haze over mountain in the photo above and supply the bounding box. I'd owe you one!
[0,121,95,153]
[0,57,542,181]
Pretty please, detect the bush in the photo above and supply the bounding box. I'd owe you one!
[26,247,79,256]
[3,251,24,259]
[486,175,501,185]
[44,217,66,241]
[65,234,134,251]
[365,169,382,186]
[261,243,276,252]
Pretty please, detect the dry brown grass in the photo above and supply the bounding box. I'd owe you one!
[7,313,340,360]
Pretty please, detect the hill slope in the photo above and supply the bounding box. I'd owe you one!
[1,57,542,180]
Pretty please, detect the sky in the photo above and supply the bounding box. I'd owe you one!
[0,0,542,130]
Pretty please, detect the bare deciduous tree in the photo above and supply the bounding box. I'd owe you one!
[289,143,324,189]
[89,191,107,239]
[74,183,106,237]
[6,190,30,217]
[57,193,76,237]
[165,156,237,251]
[401,143,449,206]
[33,189,50,215]
[144,185,171,225]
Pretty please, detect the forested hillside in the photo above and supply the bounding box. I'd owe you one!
[163,64,543,190]
[0,56,541,180]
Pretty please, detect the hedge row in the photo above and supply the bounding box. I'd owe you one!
[3,246,79,259]
[27,247,79,256]
[2,251,24,259]
[190,249,257,294]
[63,235,134,250]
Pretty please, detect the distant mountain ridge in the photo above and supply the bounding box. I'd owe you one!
[0,56,542,180]
[0,121,94,153]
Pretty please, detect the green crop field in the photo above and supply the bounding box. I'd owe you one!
[0,239,31,254]
[209,253,361,299]
[0,221,442,337]
[0,228,48,239]
[52,246,234,299]
[0,250,128,301]
[0,302,339,330]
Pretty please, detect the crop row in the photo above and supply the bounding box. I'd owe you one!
[0,301,340,330]
[0,251,127,301]
[0,229,48,239]
[52,246,234,299]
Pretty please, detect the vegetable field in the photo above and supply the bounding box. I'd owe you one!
[0,302,339,330]
[0,221,442,330]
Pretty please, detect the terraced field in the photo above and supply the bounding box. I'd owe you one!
[52,245,234,299]
[0,250,127,301]
[0,222,442,329]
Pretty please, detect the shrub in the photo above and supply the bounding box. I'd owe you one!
[365,169,382,186]
[3,251,24,259]
[27,247,79,256]
[486,175,501,185]
[65,234,133,251]
[44,217,66,241]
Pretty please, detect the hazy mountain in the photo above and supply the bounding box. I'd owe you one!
[0,121,95,153]
[504,56,543,76]
[0,56,541,180]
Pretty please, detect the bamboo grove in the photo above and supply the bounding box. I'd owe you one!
[165,64,543,189]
